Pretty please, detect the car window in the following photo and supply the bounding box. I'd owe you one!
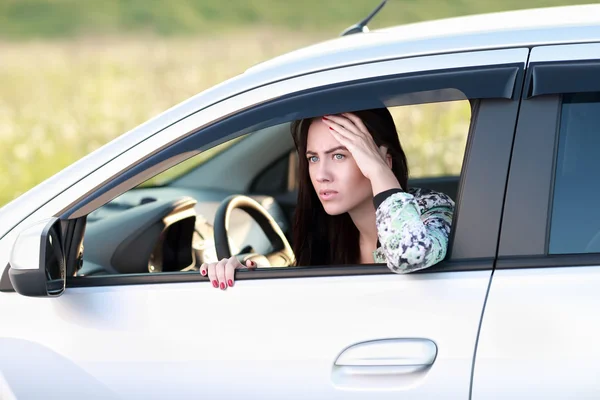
[549,92,600,254]
[78,99,471,277]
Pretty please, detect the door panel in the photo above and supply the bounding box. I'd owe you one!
[472,268,600,399]
[1,271,491,399]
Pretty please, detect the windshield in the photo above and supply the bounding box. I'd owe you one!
[138,135,247,187]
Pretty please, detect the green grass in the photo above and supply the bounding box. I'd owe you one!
[0,0,597,39]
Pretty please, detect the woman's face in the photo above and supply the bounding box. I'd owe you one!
[305,119,374,216]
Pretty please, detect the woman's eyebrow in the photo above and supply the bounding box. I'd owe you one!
[305,146,348,155]
[325,146,348,154]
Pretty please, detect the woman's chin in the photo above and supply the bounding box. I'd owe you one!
[321,202,348,216]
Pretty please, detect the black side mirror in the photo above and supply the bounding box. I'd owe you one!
[8,218,65,297]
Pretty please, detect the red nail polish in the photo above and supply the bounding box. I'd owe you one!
[322,116,328,120]
[228,279,233,287]
[329,127,333,130]
[220,282,226,290]
[212,280,218,288]
[201,270,206,276]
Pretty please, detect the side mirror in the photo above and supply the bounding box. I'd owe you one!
[8,218,65,297]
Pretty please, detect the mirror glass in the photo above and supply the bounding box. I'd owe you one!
[44,224,65,295]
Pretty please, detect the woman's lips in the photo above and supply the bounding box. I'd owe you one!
[319,190,338,201]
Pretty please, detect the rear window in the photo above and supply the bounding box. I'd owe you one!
[549,92,600,254]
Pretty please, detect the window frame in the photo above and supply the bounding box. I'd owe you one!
[497,43,600,269]
[37,49,528,288]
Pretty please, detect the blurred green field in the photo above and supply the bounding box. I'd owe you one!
[0,0,592,207]
[0,30,326,206]
[0,0,596,39]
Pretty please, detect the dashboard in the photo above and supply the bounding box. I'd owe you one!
[78,186,290,276]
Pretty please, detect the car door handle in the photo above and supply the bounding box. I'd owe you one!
[335,338,437,367]
[332,339,438,389]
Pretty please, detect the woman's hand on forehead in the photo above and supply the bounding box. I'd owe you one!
[321,113,401,194]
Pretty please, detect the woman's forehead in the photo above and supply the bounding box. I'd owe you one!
[306,120,341,151]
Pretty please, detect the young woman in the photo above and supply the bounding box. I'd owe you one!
[200,108,454,290]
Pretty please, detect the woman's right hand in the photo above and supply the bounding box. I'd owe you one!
[200,256,256,290]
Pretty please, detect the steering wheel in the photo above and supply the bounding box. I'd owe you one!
[214,195,295,267]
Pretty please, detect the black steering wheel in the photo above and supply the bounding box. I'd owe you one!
[213,195,295,267]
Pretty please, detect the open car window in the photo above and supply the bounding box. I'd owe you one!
[77,97,471,277]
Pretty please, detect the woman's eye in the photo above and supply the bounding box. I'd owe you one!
[333,154,345,160]
[308,156,319,163]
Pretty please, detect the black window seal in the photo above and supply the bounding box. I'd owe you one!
[64,258,494,289]
[525,60,600,99]
[497,253,600,270]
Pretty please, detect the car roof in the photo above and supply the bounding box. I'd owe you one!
[246,4,600,76]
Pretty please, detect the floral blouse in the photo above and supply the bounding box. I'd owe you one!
[372,187,454,273]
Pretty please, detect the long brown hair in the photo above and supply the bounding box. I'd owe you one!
[291,108,409,266]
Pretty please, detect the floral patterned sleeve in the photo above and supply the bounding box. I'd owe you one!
[372,188,454,273]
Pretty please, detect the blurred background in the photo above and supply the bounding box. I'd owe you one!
[0,0,595,207]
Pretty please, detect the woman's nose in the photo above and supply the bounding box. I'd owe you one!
[315,161,333,182]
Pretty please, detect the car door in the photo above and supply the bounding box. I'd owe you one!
[472,43,600,399]
[0,48,529,399]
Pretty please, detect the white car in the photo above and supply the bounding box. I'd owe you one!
[2,3,600,399]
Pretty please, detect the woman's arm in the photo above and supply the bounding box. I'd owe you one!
[374,188,454,273]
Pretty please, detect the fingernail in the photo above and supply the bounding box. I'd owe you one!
[250,261,256,267]
[201,270,206,276]
[322,116,328,120]
[228,279,233,287]
[212,280,218,288]
[220,282,226,290]
[329,127,333,130]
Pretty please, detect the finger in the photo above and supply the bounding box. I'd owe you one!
[199,262,208,277]
[379,145,393,169]
[225,256,241,288]
[207,262,219,289]
[341,113,381,152]
[329,115,382,157]
[246,259,257,270]
[324,119,358,144]
[323,115,362,137]
[327,125,355,148]
[216,258,228,290]
[342,113,371,138]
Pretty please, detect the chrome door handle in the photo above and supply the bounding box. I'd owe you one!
[335,338,437,367]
